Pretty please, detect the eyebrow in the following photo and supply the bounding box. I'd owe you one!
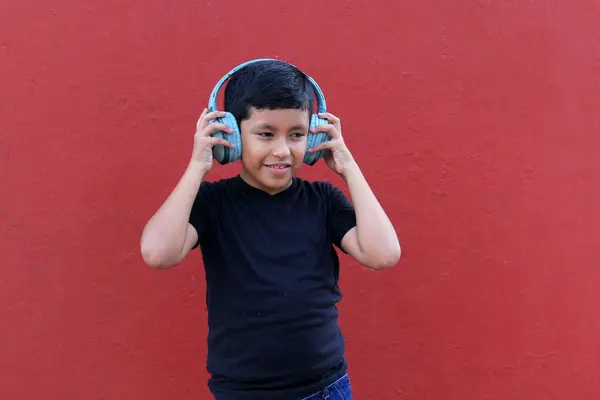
[255,123,308,132]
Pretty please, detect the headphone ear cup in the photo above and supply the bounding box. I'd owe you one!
[211,112,242,164]
[304,114,331,165]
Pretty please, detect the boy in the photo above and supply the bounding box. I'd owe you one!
[140,59,400,399]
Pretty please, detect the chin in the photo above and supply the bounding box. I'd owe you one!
[241,160,300,194]
[251,164,296,192]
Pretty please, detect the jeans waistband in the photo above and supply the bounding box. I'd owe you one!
[299,373,348,400]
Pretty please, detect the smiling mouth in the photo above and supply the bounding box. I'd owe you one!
[264,163,292,173]
[264,163,291,169]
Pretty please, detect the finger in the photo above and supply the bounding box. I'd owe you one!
[196,108,208,130]
[197,110,227,131]
[318,112,339,122]
[200,122,233,136]
[308,140,334,153]
[205,110,227,121]
[318,112,341,126]
[311,123,341,139]
[208,137,235,148]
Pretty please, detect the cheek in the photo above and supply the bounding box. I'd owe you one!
[291,140,307,160]
[241,136,263,162]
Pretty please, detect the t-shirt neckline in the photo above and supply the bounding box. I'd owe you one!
[234,174,298,199]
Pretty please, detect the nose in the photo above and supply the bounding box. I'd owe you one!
[272,138,291,158]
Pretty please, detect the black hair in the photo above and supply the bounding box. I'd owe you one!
[223,59,315,128]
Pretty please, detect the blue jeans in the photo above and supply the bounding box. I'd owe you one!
[299,373,353,400]
[213,374,353,400]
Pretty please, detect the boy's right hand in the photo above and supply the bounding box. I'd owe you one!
[191,108,234,174]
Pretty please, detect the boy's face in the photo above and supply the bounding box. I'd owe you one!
[239,107,309,195]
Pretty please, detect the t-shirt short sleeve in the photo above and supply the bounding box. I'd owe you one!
[189,181,214,249]
[326,183,357,251]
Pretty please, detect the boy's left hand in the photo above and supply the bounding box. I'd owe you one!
[308,112,356,177]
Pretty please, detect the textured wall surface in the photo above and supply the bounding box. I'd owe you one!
[2,0,600,398]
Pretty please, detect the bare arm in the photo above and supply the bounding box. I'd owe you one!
[140,161,204,269]
[308,112,401,270]
[340,161,401,270]
[140,109,234,269]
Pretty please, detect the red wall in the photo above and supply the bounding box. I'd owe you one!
[2,1,600,398]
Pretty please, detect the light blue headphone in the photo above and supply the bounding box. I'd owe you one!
[207,58,331,166]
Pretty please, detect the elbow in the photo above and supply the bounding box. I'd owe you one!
[367,244,401,270]
[140,243,177,270]
[369,257,399,270]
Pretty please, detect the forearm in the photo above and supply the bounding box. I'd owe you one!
[342,161,401,265]
[141,160,206,265]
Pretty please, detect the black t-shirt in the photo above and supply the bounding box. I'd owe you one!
[189,175,357,399]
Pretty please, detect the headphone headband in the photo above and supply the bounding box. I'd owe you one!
[207,58,327,114]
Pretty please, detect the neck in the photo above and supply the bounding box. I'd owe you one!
[239,170,292,196]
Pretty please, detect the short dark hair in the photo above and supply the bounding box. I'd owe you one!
[223,59,315,128]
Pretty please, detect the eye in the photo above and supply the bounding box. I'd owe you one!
[290,132,305,138]
[257,132,274,138]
